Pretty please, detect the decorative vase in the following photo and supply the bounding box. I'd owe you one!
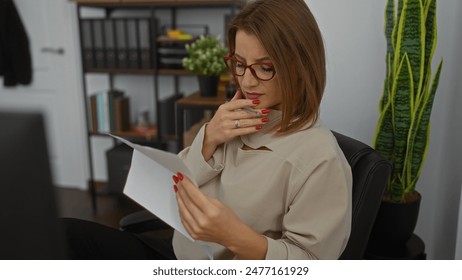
[198,75,219,97]
[366,191,422,254]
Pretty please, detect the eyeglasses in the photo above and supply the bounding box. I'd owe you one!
[224,54,276,81]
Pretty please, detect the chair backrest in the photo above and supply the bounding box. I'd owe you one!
[332,131,392,260]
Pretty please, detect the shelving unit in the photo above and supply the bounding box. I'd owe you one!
[74,0,245,212]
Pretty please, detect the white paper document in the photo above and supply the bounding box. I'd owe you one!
[109,134,195,241]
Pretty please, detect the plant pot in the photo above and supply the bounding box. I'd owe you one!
[198,75,219,97]
[366,191,422,254]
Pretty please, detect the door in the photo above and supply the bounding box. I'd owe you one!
[0,0,87,189]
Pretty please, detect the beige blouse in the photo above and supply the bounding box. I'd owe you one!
[172,110,352,259]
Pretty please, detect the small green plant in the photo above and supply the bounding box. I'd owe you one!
[182,35,228,76]
[374,0,443,203]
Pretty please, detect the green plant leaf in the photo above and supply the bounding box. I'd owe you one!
[394,0,424,105]
[182,35,228,76]
[380,53,394,112]
[375,0,442,203]
[421,0,437,102]
[391,53,413,193]
[408,60,442,190]
[385,0,395,54]
[392,0,404,48]
[374,98,394,161]
[381,0,396,112]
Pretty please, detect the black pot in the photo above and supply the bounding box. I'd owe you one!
[198,75,219,97]
[367,192,421,253]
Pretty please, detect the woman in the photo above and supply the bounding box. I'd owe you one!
[63,0,352,260]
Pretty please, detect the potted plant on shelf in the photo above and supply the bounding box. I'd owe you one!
[182,35,228,97]
[368,0,443,253]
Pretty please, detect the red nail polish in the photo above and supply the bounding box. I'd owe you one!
[177,172,184,181]
[256,125,263,130]
[262,117,269,123]
[261,109,271,114]
[173,185,178,192]
[252,100,260,104]
[172,175,179,184]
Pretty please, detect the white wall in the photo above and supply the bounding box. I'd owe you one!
[307,0,462,259]
[308,0,385,143]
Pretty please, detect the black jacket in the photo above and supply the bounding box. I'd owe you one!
[0,0,32,86]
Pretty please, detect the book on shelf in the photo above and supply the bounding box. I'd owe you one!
[104,19,116,68]
[127,19,139,68]
[139,18,154,69]
[81,19,94,69]
[89,89,129,134]
[96,91,106,132]
[92,19,105,68]
[113,96,130,132]
[107,90,125,131]
[115,19,128,68]
[81,16,156,70]
[89,94,98,132]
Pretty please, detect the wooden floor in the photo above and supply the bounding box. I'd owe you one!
[56,187,143,229]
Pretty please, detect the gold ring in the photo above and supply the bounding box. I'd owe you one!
[235,119,240,129]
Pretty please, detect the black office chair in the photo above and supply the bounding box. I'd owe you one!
[333,131,391,259]
[120,131,392,259]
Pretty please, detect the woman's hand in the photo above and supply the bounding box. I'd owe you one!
[174,172,242,244]
[202,90,270,161]
[173,172,268,259]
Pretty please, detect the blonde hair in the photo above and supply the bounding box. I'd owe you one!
[227,0,326,134]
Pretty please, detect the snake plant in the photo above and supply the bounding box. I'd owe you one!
[373,0,443,203]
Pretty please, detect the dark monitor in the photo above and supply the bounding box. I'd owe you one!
[0,111,67,259]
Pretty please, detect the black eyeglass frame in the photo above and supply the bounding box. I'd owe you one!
[223,54,276,81]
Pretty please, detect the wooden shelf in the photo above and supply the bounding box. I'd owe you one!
[73,0,246,8]
[90,125,177,142]
[158,69,192,75]
[90,124,157,140]
[84,68,155,75]
[84,68,193,75]
[176,91,227,108]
